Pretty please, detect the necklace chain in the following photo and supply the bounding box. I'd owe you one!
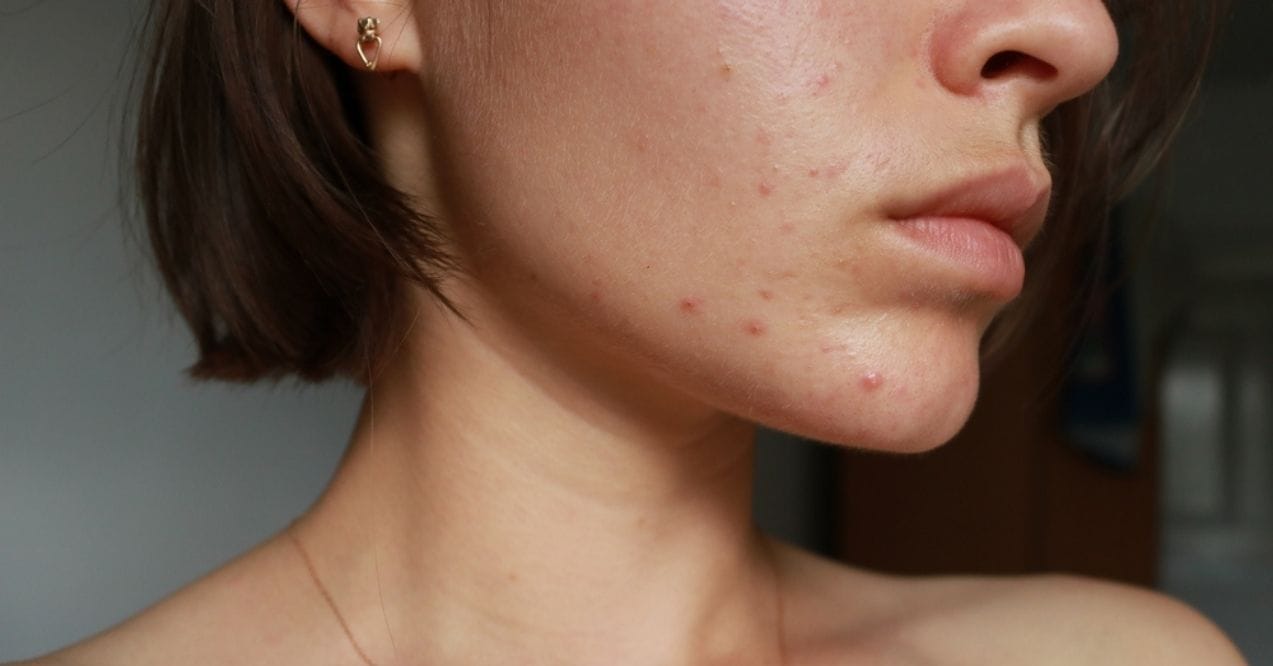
[287,525,377,666]
[286,524,787,665]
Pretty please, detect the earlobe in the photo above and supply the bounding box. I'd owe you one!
[281,0,424,74]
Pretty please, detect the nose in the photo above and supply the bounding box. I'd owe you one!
[927,0,1119,118]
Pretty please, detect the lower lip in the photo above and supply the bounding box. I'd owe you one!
[893,217,1025,300]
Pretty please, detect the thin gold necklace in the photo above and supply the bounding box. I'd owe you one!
[286,525,787,666]
[287,525,377,666]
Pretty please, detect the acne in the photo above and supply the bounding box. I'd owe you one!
[742,319,768,337]
[758,289,776,301]
[757,180,775,197]
[679,296,704,314]
[860,372,885,392]
[755,128,773,146]
[812,72,833,95]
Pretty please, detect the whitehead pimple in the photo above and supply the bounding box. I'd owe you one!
[860,372,885,392]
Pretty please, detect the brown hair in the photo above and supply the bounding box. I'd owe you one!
[133,0,1227,384]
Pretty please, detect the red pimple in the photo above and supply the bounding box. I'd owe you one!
[757,180,774,197]
[758,289,775,301]
[808,168,821,178]
[860,372,885,392]
[679,296,704,314]
[742,319,768,336]
[813,73,832,93]
[589,290,603,303]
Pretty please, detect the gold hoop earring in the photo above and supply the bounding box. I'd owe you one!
[356,17,382,71]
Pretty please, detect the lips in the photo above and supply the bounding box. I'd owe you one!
[886,166,1052,247]
[880,165,1053,301]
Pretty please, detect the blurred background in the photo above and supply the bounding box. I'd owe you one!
[1,0,1269,662]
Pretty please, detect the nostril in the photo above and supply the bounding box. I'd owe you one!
[981,50,1058,81]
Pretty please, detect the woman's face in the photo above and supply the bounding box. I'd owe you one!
[415,0,1118,451]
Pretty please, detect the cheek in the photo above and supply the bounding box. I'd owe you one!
[425,2,987,451]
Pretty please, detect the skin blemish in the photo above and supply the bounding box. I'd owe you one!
[757,180,774,197]
[720,63,734,80]
[758,289,775,301]
[779,222,796,234]
[808,168,821,178]
[755,128,773,146]
[812,73,833,94]
[860,372,885,392]
[742,319,768,337]
[679,296,704,314]
[589,290,603,303]
[705,172,722,189]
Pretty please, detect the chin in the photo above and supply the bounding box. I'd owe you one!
[715,320,988,455]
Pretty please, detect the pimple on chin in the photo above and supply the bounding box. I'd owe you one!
[860,372,885,392]
[812,73,833,95]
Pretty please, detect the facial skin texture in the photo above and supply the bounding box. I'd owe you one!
[399,0,1118,453]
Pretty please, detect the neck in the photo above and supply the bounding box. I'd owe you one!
[292,294,785,665]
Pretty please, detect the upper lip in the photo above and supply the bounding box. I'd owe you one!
[886,166,1052,246]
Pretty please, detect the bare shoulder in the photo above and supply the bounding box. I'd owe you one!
[6,534,333,666]
[768,541,1246,665]
[911,573,1248,665]
[992,575,1242,662]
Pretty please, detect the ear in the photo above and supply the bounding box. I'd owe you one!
[282,0,424,73]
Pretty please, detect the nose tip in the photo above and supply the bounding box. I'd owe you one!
[929,0,1120,117]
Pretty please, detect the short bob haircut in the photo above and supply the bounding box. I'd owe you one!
[134,0,1227,385]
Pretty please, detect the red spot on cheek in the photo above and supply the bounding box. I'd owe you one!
[758,289,775,301]
[742,319,768,336]
[808,168,820,178]
[813,73,833,94]
[757,181,775,197]
[679,297,704,314]
[589,290,603,303]
[860,372,885,392]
